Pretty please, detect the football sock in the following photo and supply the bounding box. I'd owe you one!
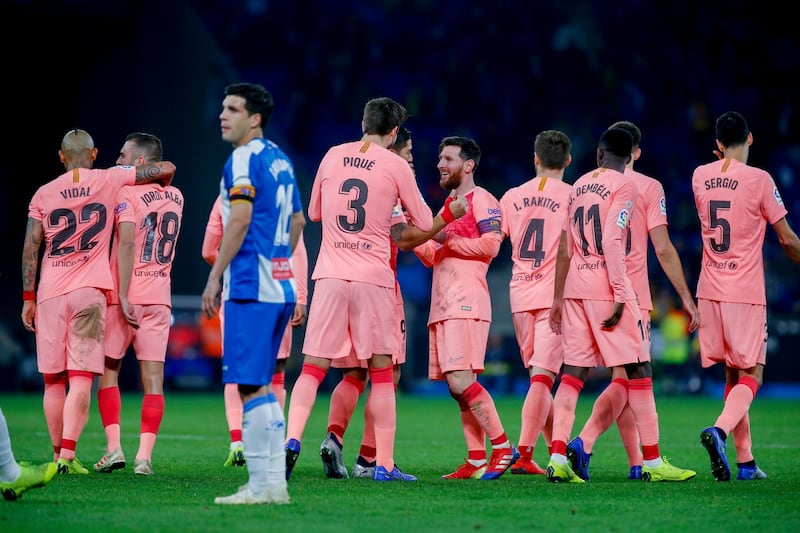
[369,366,396,470]
[462,382,506,442]
[97,386,122,451]
[137,394,164,460]
[518,374,553,452]
[43,373,67,460]
[627,377,660,460]
[616,405,643,467]
[726,383,754,463]
[242,395,271,493]
[60,371,93,460]
[551,374,583,448]
[272,372,286,411]
[285,363,327,443]
[328,374,365,443]
[267,395,288,492]
[716,376,758,435]
[223,383,243,442]
[580,378,628,453]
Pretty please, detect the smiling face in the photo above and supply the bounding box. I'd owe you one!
[437,145,468,191]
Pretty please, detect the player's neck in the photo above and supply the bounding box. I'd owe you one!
[362,133,393,149]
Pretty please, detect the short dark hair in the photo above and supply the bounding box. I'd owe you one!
[599,127,633,158]
[715,111,749,148]
[224,82,274,128]
[534,130,571,170]
[391,126,412,152]
[439,136,481,169]
[125,132,163,162]
[362,97,408,136]
[608,120,642,147]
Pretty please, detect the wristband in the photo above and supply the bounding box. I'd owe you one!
[441,199,456,224]
[23,290,35,302]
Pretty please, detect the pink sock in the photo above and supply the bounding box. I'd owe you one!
[627,377,660,460]
[458,401,486,459]
[462,382,506,442]
[272,372,286,411]
[715,377,758,435]
[43,373,67,459]
[616,405,642,467]
[61,371,94,459]
[285,363,327,443]
[580,378,628,453]
[360,393,376,461]
[551,374,583,454]
[223,383,243,442]
[136,394,164,460]
[518,375,553,451]
[98,386,122,451]
[327,375,365,443]
[725,385,753,463]
[369,366,396,470]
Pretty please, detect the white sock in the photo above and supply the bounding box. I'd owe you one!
[0,408,21,482]
[242,396,271,493]
[643,457,663,468]
[267,393,288,493]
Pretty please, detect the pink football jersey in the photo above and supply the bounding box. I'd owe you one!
[111,183,184,305]
[28,166,135,302]
[692,158,788,304]
[563,167,638,303]
[500,176,572,312]
[309,140,432,288]
[625,169,668,311]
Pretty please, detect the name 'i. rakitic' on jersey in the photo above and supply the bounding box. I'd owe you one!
[513,195,561,213]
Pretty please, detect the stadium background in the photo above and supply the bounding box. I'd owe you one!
[2,0,799,392]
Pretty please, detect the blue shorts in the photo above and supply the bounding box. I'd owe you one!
[222,300,293,386]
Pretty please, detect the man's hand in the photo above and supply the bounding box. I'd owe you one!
[290,303,307,327]
[548,300,563,335]
[202,275,221,318]
[21,301,36,332]
[601,302,625,329]
[120,295,140,329]
[447,195,468,220]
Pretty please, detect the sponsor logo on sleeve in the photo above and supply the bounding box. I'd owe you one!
[115,202,128,214]
[659,197,667,215]
[616,209,629,229]
[774,187,784,207]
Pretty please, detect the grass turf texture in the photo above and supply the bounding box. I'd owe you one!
[1,391,799,532]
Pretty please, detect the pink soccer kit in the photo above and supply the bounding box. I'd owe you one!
[303,140,432,360]
[500,176,571,372]
[692,158,788,368]
[561,167,644,368]
[28,166,136,373]
[415,187,503,375]
[105,183,184,361]
[625,169,669,359]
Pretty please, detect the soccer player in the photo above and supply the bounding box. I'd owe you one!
[566,121,700,481]
[0,407,58,500]
[498,130,574,476]
[694,111,800,481]
[93,133,184,477]
[283,97,435,482]
[201,194,308,467]
[320,127,467,479]
[202,82,305,504]
[21,129,175,475]
[546,128,692,483]
[414,136,517,481]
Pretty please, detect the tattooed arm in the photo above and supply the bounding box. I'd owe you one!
[134,161,176,186]
[21,217,44,332]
